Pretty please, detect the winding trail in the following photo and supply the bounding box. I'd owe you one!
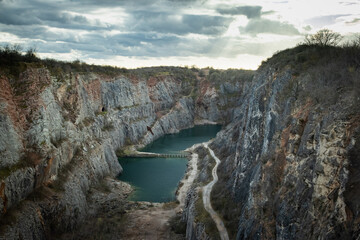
[203,142,230,240]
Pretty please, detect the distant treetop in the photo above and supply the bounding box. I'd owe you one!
[303,29,343,47]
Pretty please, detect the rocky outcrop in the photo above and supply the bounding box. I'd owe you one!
[2,45,358,239]
[208,46,360,239]
[0,66,243,238]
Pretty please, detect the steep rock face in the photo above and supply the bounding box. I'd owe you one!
[0,66,240,238]
[210,46,360,239]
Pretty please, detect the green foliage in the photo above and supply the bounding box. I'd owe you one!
[211,180,241,239]
[0,151,42,180]
[48,149,79,191]
[0,44,42,80]
[0,167,13,180]
[262,43,360,75]
[115,148,126,157]
[124,137,133,146]
[50,135,68,148]
[208,69,254,89]
[169,213,187,235]
[162,201,179,210]
[0,44,129,82]
[94,179,111,193]
[82,117,95,127]
[130,66,197,80]
[154,71,170,77]
[102,123,114,131]
[262,42,360,109]
[96,110,107,116]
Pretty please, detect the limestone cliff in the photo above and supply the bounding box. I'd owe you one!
[0,60,248,238]
[1,44,359,240]
[205,45,360,239]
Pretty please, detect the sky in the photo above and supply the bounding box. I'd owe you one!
[0,0,359,70]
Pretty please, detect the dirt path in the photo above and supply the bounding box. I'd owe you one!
[121,142,230,240]
[61,143,226,240]
[203,142,230,240]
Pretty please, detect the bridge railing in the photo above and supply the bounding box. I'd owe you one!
[125,151,190,158]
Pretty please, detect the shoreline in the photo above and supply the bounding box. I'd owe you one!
[76,142,201,239]
[176,143,201,208]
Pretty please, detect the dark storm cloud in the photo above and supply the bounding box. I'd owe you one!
[0,4,107,30]
[127,11,232,36]
[241,18,300,35]
[217,6,262,19]
[0,0,303,66]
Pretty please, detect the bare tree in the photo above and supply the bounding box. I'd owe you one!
[304,29,343,47]
[352,34,360,48]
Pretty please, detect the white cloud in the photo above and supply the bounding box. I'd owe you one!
[0,0,359,69]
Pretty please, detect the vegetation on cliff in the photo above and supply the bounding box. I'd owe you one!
[0,29,359,239]
[209,31,360,239]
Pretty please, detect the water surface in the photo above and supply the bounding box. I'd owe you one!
[118,124,221,202]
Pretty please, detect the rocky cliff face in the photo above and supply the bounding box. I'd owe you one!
[0,64,246,238]
[207,45,360,239]
[1,45,359,240]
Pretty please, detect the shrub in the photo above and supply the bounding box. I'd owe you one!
[82,117,94,127]
[102,123,114,131]
[169,214,187,235]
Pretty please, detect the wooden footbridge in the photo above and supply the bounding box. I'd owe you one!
[125,151,190,158]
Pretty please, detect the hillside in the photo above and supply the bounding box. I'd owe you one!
[189,44,360,239]
[0,47,252,239]
[0,43,359,239]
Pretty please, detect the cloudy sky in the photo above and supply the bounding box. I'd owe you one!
[0,0,359,69]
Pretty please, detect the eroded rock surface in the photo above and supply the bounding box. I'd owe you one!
[0,67,241,238]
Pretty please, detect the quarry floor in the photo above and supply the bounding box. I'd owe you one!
[59,146,200,239]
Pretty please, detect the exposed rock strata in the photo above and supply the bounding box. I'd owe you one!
[0,67,236,238]
[1,45,359,240]
[207,47,360,239]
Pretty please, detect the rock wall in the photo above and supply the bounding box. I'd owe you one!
[2,45,358,239]
[208,46,360,239]
[0,67,239,238]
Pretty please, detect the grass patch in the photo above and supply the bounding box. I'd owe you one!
[210,181,241,239]
[48,148,80,191]
[162,201,179,210]
[50,135,68,148]
[82,117,95,127]
[115,147,134,157]
[94,179,111,193]
[96,111,107,116]
[0,151,42,180]
[169,213,187,235]
[102,123,114,131]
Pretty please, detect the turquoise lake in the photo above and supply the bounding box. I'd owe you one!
[118,124,221,202]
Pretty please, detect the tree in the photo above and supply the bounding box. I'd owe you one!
[351,34,360,48]
[304,29,343,47]
[24,47,39,62]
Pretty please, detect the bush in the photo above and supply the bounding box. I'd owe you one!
[169,214,187,234]
[102,123,114,131]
